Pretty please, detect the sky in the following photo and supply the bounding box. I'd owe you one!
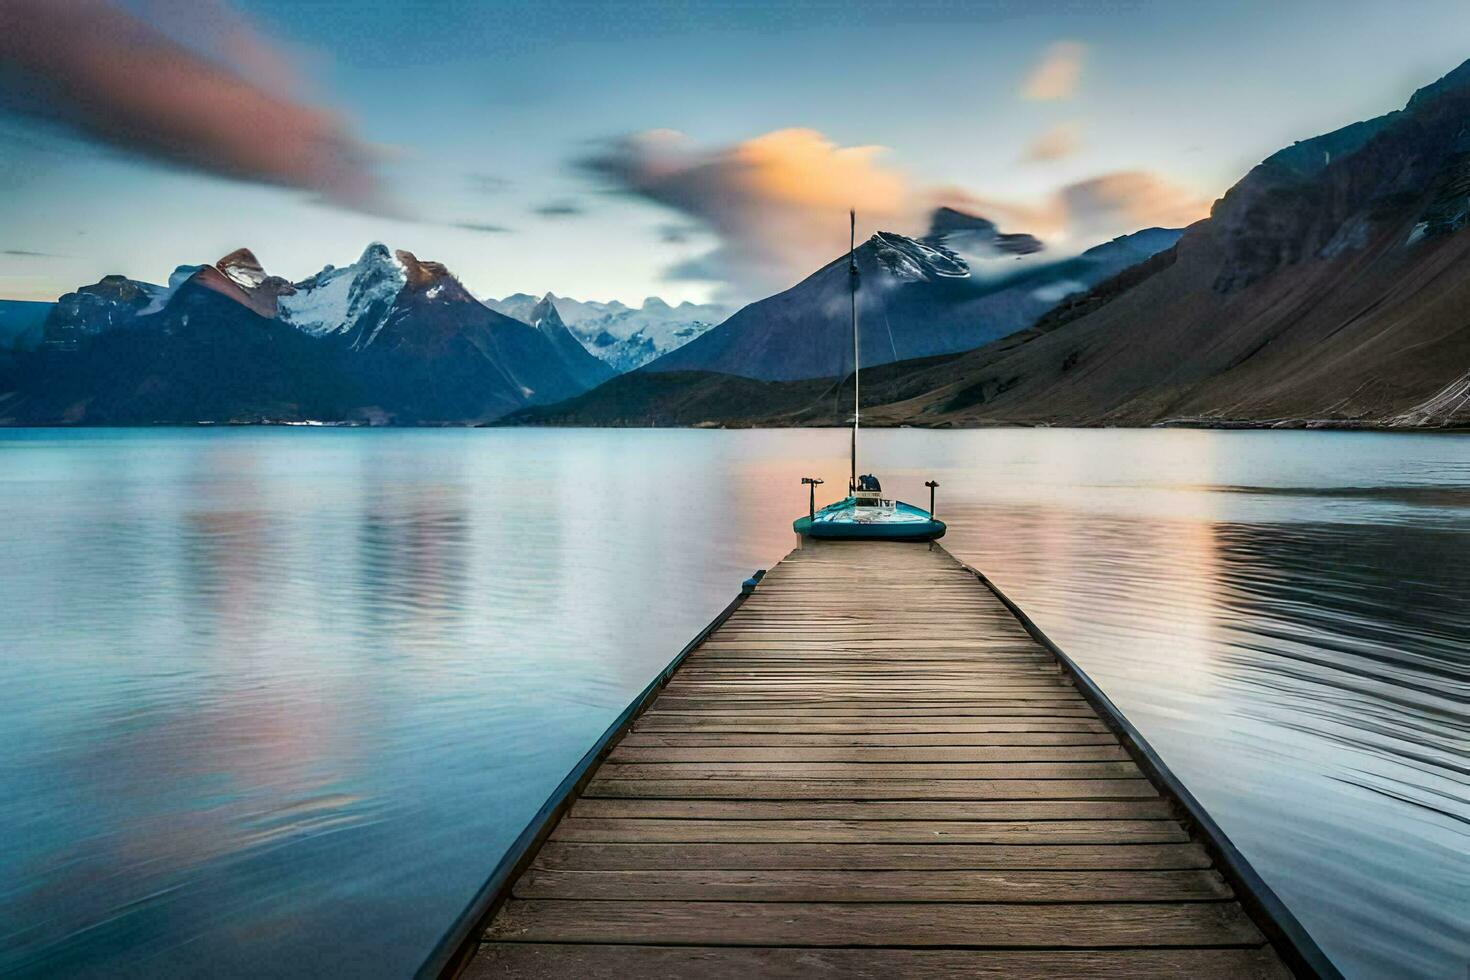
[2,0,1469,306]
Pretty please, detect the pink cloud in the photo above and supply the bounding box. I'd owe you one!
[1022,122,1082,163]
[0,0,381,210]
[1021,41,1085,102]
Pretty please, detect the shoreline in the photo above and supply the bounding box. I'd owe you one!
[1,419,1467,433]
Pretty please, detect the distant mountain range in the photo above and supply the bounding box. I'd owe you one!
[484,292,728,371]
[0,212,1175,425]
[0,245,611,424]
[10,60,1467,428]
[514,58,1470,430]
[642,212,1180,381]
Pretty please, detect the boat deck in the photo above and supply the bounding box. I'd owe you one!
[459,541,1303,978]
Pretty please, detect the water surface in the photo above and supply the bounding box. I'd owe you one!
[0,428,1464,978]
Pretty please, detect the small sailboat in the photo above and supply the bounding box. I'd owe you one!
[793,211,946,542]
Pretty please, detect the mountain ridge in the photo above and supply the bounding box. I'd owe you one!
[641,217,1182,382]
[0,244,609,424]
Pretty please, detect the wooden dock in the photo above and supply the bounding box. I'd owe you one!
[432,541,1336,979]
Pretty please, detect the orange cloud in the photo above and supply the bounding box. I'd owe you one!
[581,128,916,298]
[1022,122,1081,162]
[1021,41,1085,102]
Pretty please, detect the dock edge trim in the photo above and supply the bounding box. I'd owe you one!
[960,558,1344,980]
[416,569,767,980]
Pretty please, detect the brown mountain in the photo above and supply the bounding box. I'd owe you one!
[518,59,1470,430]
[864,59,1470,429]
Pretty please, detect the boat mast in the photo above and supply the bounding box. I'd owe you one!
[849,208,859,494]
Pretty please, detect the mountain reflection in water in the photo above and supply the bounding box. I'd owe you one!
[0,428,1464,979]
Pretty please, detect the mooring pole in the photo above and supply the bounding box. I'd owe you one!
[926,480,938,517]
[802,477,824,519]
[849,208,859,495]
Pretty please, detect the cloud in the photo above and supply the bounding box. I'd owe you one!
[0,0,382,211]
[942,170,1211,244]
[2,248,60,257]
[1021,41,1084,102]
[578,126,1209,300]
[579,127,911,299]
[1022,122,1081,163]
[532,199,586,217]
[452,222,513,235]
[1061,172,1212,234]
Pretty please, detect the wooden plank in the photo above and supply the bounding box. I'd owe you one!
[468,945,1291,979]
[570,798,1175,821]
[595,761,1144,780]
[632,719,1113,733]
[513,868,1233,902]
[640,706,1100,718]
[585,775,1158,799]
[656,692,1087,703]
[486,899,1265,946]
[584,778,1162,800]
[533,841,1214,871]
[549,817,1188,844]
[606,744,1130,763]
[617,731,1120,746]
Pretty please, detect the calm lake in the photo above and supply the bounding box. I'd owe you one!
[0,428,1464,978]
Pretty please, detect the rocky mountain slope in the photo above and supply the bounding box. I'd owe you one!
[0,245,608,424]
[523,295,617,389]
[853,58,1470,429]
[517,59,1470,430]
[642,211,1181,381]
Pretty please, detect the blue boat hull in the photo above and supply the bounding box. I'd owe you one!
[794,497,946,541]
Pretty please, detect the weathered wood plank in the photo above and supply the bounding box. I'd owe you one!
[606,744,1130,763]
[513,867,1233,902]
[548,817,1188,844]
[640,705,1101,718]
[533,841,1215,871]
[595,761,1143,780]
[570,798,1175,821]
[584,778,1162,800]
[632,719,1113,733]
[468,945,1290,980]
[617,731,1120,747]
[485,899,1265,946]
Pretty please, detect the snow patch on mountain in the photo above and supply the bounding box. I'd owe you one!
[280,243,406,337]
[484,292,729,372]
[870,233,969,282]
[218,248,269,290]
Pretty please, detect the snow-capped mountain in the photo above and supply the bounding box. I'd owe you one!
[484,292,728,372]
[279,243,406,342]
[13,244,613,424]
[644,210,1182,382]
